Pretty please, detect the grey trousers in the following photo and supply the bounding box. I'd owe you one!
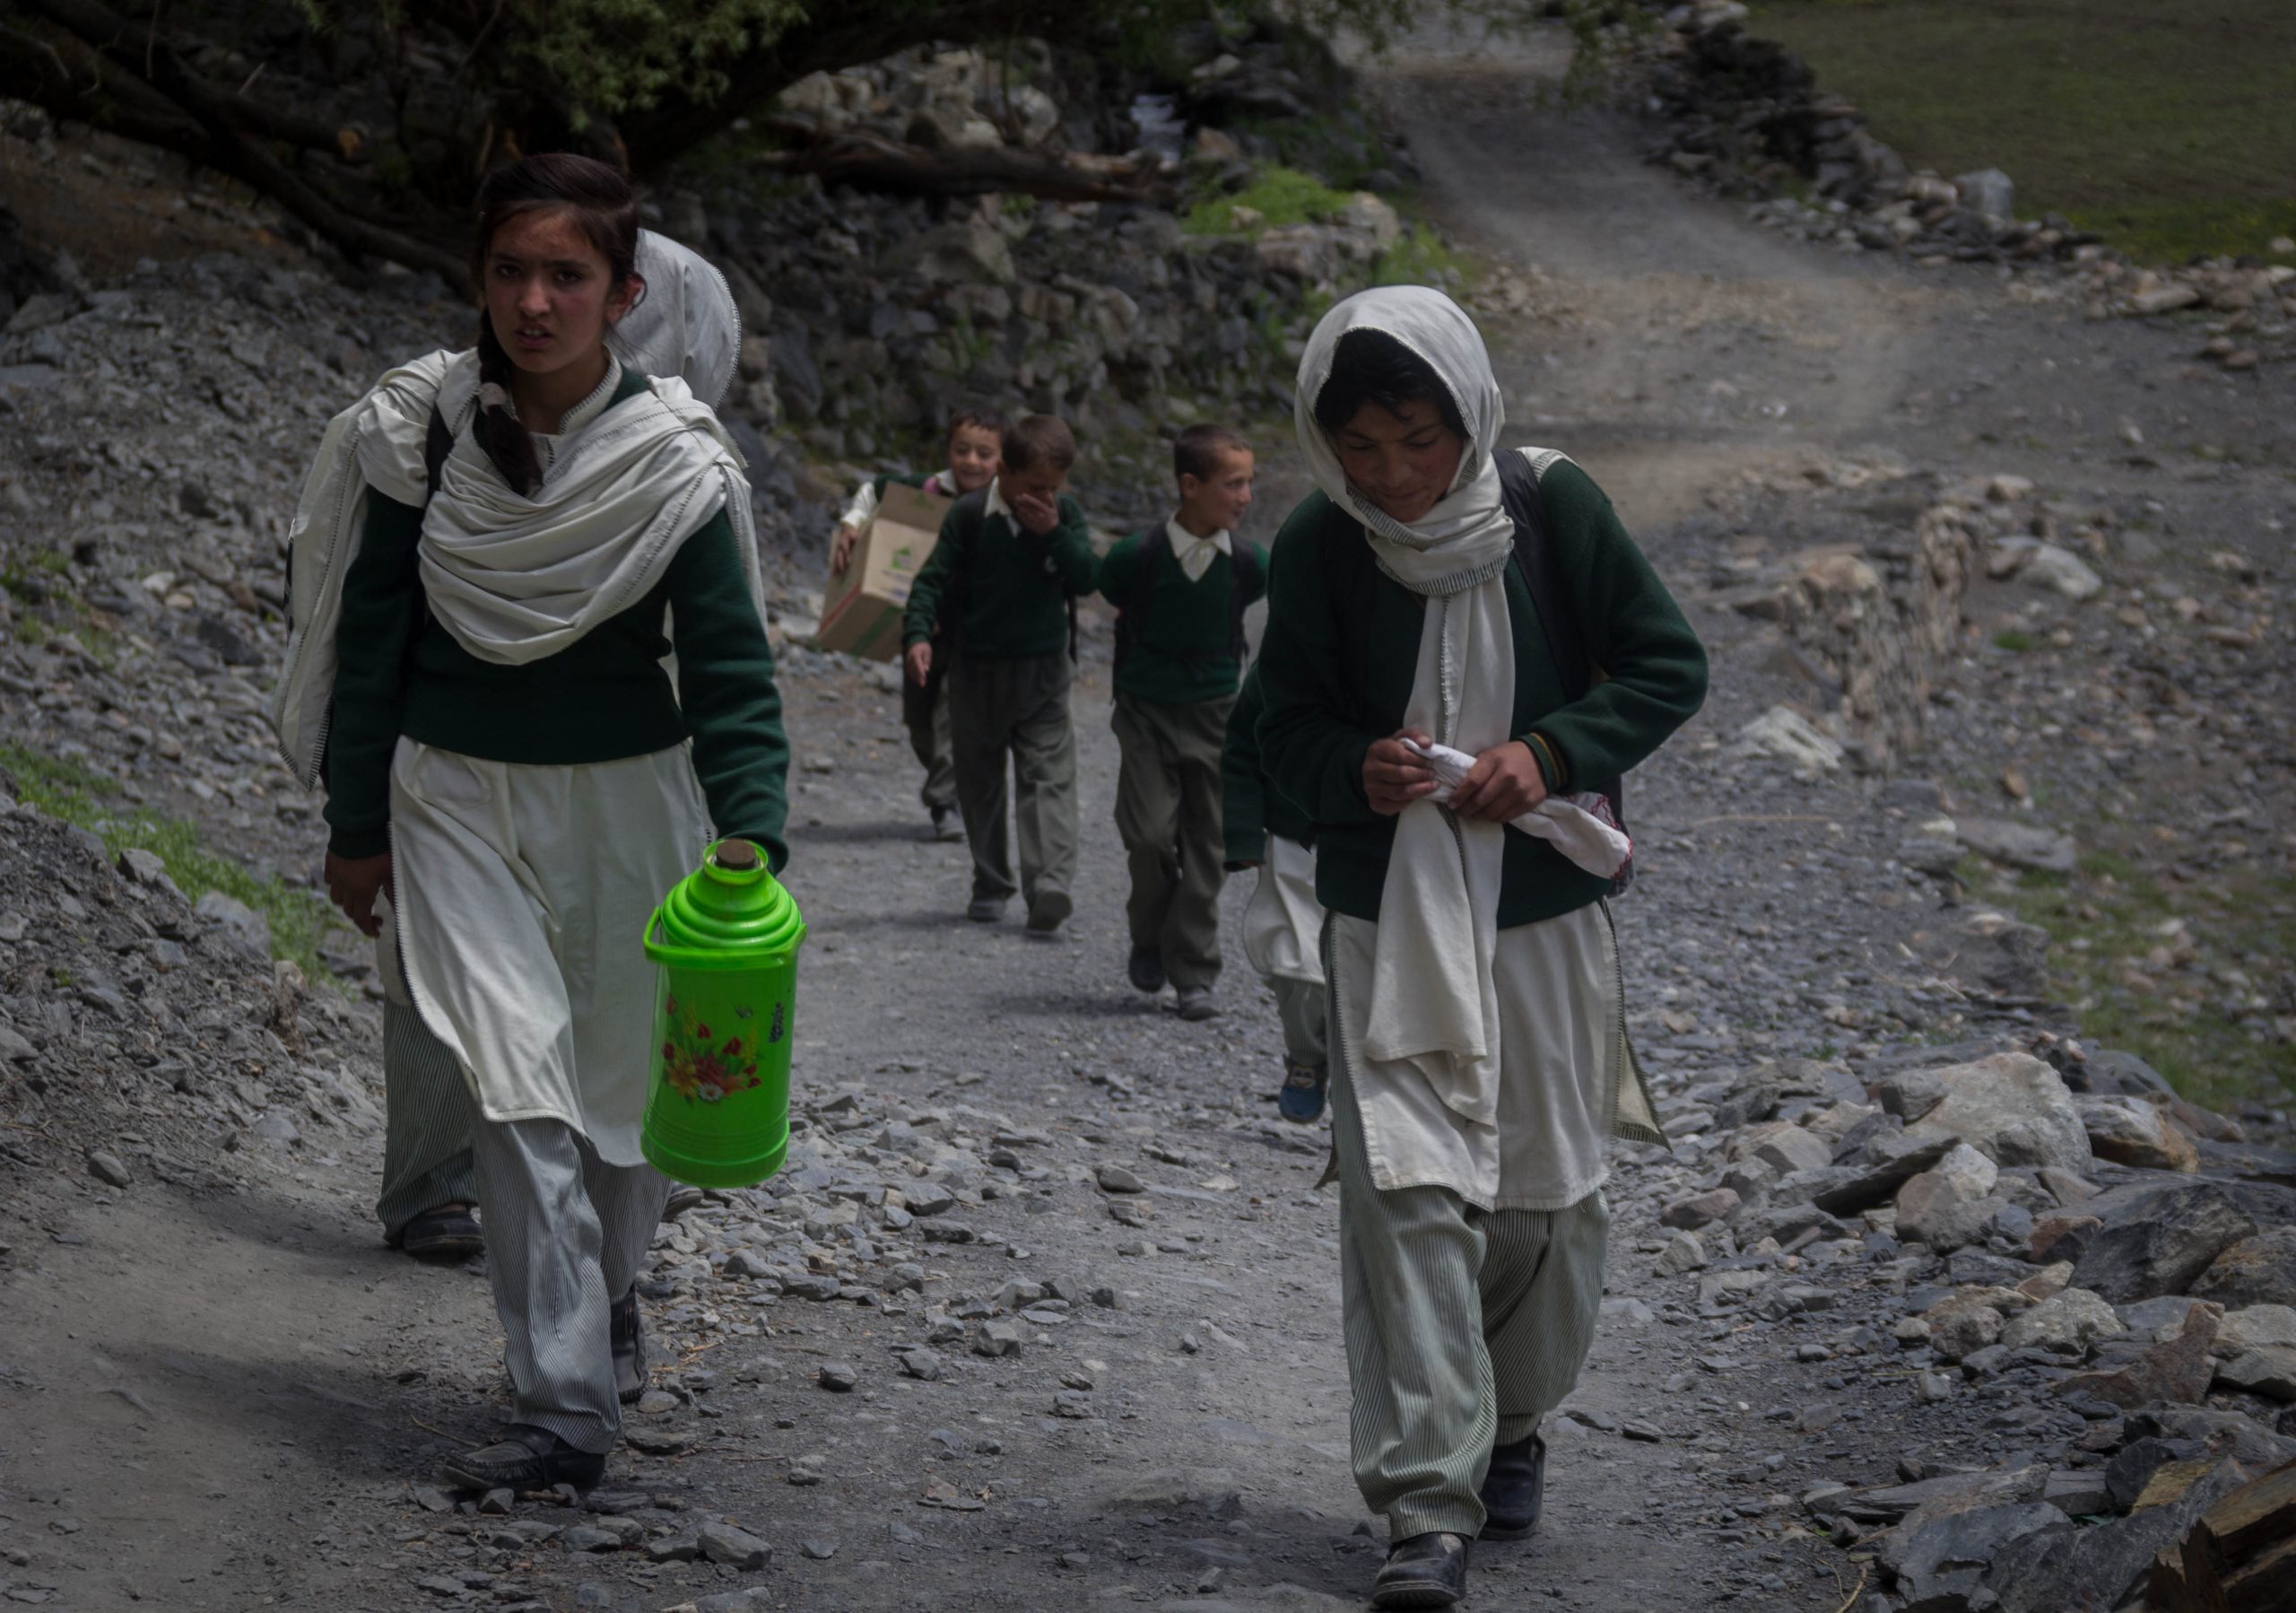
[1332,1058,1610,1540]
[377,997,477,1240]
[1111,692,1232,990]
[902,650,956,814]
[1272,974,1328,1069]
[469,1116,670,1453]
[948,651,1078,906]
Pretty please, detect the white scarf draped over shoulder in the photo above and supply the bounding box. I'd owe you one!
[1293,284,1521,1131]
[271,344,762,785]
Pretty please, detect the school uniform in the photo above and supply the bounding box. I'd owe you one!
[1255,289,1706,1548]
[841,470,959,817]
[902,478,1097,916]
[1098,519,1268,989]
[1222,663,1326,1070]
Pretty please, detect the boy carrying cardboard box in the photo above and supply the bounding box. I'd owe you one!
[1097,424,1266,1019]
[828,406,1005,841]
[902,414,1098,935]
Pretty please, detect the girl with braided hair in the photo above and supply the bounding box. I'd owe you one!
[277,153,788,1490]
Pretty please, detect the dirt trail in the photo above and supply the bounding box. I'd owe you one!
[7,19,2289,1613]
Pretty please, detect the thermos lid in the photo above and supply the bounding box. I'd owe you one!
[647,839,805,965]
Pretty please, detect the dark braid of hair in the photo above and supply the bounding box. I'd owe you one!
[469,153,643,498]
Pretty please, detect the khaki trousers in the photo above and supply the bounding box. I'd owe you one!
[902,645,956,814]
[1332,1055,1610,1539]
[1111,691,1232,990]
[948,651,1078,906]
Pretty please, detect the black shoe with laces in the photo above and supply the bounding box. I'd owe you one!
[440,1425,605,1493]
[1478,1430,1545,1540]
[1371,1531,1470,1609]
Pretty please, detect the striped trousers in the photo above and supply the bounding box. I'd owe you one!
[1332,1057,1610,1540]
[470,1116,669,1452]
[378,998,478,1239]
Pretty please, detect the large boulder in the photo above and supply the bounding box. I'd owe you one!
[1900,1052,2091,1172]
[1999,1287,2125,1355]
[2053,1303,2220,1408]
[2189,1226,2296,1309]
[2074,1094,2198,1173]
[2070,1181,2258,1303]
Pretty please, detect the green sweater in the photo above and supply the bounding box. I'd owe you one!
[1097,527,1268,704]
[901,487,1098,660]
[324,376,790,868]
[1221,662,1315,867]
[1254,460,1707,928]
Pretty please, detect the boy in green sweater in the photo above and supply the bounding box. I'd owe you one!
[1097,424,1266,1018]
[902,414,1098,934]
[830,406,1005,842]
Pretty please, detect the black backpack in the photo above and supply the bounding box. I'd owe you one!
[1111,527,1263,686]
[1494,449,1631,894]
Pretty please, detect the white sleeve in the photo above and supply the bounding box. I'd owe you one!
[839,480,880,531]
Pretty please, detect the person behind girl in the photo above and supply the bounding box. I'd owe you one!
[1254,285,1705,1608]
[283,153,789,1492]
[1221,658,1328,1120]
[828,407,1007,842]
[900,414,1097,934]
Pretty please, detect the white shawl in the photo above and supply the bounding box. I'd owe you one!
[1293,285,1519,1130]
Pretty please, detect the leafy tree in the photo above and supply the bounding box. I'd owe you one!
[0,0,1551,281]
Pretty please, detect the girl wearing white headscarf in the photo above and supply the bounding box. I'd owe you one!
[1255,286,1705,1609]
[274,155,786,1495]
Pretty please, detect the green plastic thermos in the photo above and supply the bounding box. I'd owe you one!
[639,838,804,1189]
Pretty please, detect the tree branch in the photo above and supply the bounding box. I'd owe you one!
[752,117,1178,206]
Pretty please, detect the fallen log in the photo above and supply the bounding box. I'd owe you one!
[751,118,1179,207]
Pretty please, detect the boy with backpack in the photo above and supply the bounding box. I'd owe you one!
[1096,424,1266,1019]
[831,405,1006,842]
[902,414,1098,935]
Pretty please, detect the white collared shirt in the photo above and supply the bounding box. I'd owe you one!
[1166,517,1232,582]
[984,476,1014,524]
[526,355,624,479]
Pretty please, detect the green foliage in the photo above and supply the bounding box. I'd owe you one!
[0,743,340,986]
[1992,627,2037,653]
[1749,0,2296,262]
[1374,222,1464,288]
[1987,850,2294,1113]
[512,0,807,121]
[1183,165,1355,234]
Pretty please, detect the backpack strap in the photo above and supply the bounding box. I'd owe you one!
[1112,526,1170,680]
[1495,448,1629,854]
[423,403,453,505]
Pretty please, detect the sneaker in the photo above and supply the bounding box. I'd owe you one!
[393,1203,483,1260]
[1477,1430,1545,1540]
[1371,1531,1470,1609]
[1278,1059,1329,1123]
[1126,945,1166,993]
[1174,986,1219,1022]
[966,894,1008,923]
[440,1425,606,1493]
[929,805,965,842]
[611,1289,648,1406]
[1024,890,1071,937]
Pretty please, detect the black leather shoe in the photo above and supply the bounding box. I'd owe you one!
[440,1425,605,1492]
[1371,1531,1470,1609]
[1479,1430,1546,1540]
[1127,944,1166,993]
[394,1203,483,1260]
[611,1289,647,1406]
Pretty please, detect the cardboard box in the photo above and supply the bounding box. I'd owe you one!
[813,483,950,661]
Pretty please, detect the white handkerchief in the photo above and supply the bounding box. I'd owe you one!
[1404,738,1631,879]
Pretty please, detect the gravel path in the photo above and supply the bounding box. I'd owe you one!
[4,20,2292,1613]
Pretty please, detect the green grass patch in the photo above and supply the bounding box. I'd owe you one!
[1183,165,1357,234]
[1747,0,2296,262]
[1374,222,1467,289]
[1985,850,2294,1114]
[0,742,340,986]
[1992,627,2037,653]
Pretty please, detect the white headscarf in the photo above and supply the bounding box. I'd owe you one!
[1294,286,1518,1130]
[609,230,742,409]
[270,231,759,782]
